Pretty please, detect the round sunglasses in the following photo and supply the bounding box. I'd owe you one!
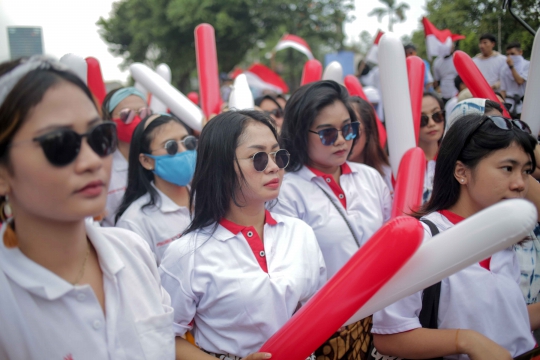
[309,122,360,146]
[118,107,152,124]
[10,122,118,167]
[238,149,290,172]
[420,110,445,127]
[150,135,198,155]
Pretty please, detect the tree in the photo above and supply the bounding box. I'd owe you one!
[98,0,354,92]
[368,0,410,32]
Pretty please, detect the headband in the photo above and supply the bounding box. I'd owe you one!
[0,55,68,107]
[108,87,146,113]
[447,98,487,129]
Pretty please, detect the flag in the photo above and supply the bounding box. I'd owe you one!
[274,34,314,60]
[230,63,289,94]
[364,30,384,65]
[422,17,465,59]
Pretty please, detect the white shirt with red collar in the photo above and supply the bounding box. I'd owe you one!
[159,211,326,358]
[0,222,174,360]
[273,161,392,279]
[372,210,535,359]
[103,149,128,227]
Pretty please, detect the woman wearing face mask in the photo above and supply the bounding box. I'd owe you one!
[372,113,537,360]
[101,87,151,226]
[347,96,392,192]
[273,80,392,360]
[0,57,174,359]
[159,110,326,360]
[115,114,196,265]
[419,93,446,203]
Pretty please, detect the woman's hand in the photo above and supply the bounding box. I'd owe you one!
[241,353,272,360]
[458,329,512,360]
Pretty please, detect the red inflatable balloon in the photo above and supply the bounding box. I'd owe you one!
[85,57,107,105]
[195,24,223,118]
[406,56,425,144]
[391,147,426,218]
[453,50,511,118]
[344,75,387,148]
[259,216,423,360]
[187,91,199,105]
[300,59,323,85]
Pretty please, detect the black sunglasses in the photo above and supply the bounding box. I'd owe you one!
[155,136,198,155]
[309,122,360,146]
[239,149,290,172]
[420,110,445,127]
[264,108,284,119]
[21,122,118,167]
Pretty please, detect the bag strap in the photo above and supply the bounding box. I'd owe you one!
[315,183,361,248]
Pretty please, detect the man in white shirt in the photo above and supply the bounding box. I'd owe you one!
[472,33,507,90]
[500,42,530,117]
[432,43,459,104]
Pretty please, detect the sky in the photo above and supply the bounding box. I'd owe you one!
[0,0,427,83]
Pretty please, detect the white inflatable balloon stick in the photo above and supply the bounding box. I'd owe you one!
[346,198,537,325]
[228,74,254,110]
[521,26,540,136]
[59,53,87,85]
[134,81,148,99]
[130,63,203,131]
[150,63,172,113]
[322,61,343,83]
[378,33,416,177]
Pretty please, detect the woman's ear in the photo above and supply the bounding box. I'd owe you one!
[454,160,469,185]
[139,154,155,171]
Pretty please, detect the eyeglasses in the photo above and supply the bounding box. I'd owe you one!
[420,110,445,127]
[309,122,360,146]
[151,135,198,155]
[459,116,532,156]
[118,107,152,124]
[238,149,290,172]
[11,122,118,167]
[264,108,284,119]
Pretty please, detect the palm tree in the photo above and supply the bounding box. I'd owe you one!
[368,0,410,32]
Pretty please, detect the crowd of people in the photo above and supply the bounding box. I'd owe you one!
[0,29,539,360]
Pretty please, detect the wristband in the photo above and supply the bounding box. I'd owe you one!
[509,65,514,69]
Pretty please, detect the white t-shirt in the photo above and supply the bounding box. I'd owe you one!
[433,55,458,99]
[103,149,128,227]
[473,52,507,87]
[159,211,326,358]
[116,184,191,265]
[272,162,392,279]
[372,211,535,359]
[0,222,175,360]
[500,56,530,114]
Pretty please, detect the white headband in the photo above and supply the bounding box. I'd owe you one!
[0,55,68,107]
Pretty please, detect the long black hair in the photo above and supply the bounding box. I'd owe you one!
[101,87,122,120]
[280,80,357,172]
[183,110,278,235]
[416,113,537,217]
[115,114,185,223]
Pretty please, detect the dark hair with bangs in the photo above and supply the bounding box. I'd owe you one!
[280,80,357,172]
[183,110,278,235]
[415,113,537,217]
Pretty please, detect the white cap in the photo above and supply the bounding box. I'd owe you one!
[447,98,487,129]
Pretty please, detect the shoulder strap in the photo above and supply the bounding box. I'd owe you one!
[418,219,441,330]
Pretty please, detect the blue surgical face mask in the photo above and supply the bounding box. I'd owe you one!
[145,150,196,186]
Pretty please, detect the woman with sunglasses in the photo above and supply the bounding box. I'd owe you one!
[372,113,537,359]
[115,114,196,265]
[347,96,393,192]
[0,56,175,359]
[273,80,392,360]
[159,110,326,360]
[101,87,152,226]
[254,95,284,131]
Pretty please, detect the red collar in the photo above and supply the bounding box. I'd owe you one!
[306,162,352,178]
[219,210,277,235]
[438,209,465,225]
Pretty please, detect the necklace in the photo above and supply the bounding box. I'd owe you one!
[73,241,90,285]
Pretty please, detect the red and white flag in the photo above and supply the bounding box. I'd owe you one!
[274,34,314,60]
[364,30,384,65]
[422,17,465,59]
[230,63,289,94]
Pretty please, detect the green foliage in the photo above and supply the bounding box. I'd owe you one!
[98,0,354,92]
[368,0,410,32]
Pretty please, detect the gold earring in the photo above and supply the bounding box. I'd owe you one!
[1,196,17,248]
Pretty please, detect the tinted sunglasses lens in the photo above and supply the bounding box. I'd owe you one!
[119,109,133,124]
[183,136,198,150]
[273,109,284,118]
[491,117,511,130]
[513,120,532,134]
[140,108,152,119]
[432,111,445,123]
[319,128,338,146]
[420,114,429,127]
[39,130,81,166]
[275,150,290,169]
[252,152,269,172]
[344,123,359,140]
[87,123,118,157]
[165,141,178,155]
